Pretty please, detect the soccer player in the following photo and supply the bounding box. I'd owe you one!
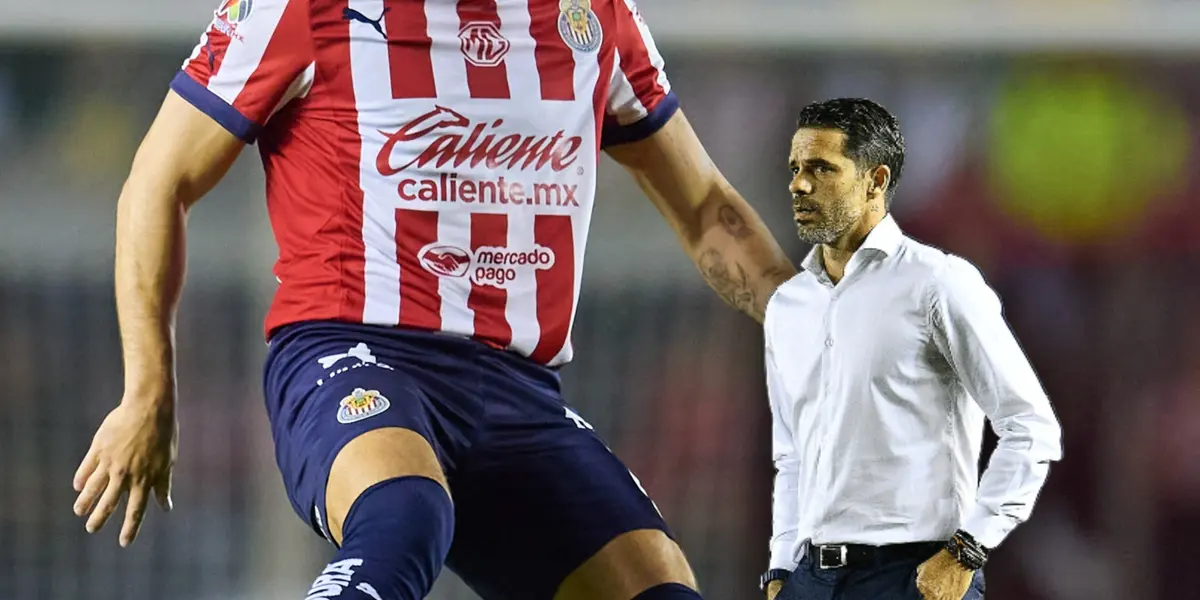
[71,1,795,599]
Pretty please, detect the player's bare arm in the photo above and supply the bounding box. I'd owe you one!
[72,90,244,547]
[607,110,795,322]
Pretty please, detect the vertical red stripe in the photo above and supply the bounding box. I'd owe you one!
[529,215,575,364]
[396,210,443,330]
[468,214,513,348]
[613,0,665,108]
[387,0,438,99]
[457,0,511,99]
[233,0,313,122]
[529,0,575,101]
[312,1,367,323]
[591,2,617,153]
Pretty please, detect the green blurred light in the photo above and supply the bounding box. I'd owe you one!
[987,66,1190,243]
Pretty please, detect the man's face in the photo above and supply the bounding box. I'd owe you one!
[787,128,873,245]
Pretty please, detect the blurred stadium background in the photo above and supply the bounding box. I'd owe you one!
[3,1,1200,599]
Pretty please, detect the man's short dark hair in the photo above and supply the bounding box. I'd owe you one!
[796,98,906,206]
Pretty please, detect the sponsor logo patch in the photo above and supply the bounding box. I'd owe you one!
[419,245,472,278]
[217,0,253,23]
[418,242,555,289]
[376,106,587,211]
[209,0,252,41]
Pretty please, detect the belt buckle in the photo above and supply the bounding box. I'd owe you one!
[818,545,847,569]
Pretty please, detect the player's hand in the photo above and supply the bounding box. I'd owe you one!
[72,394,178,547]
[765,579,785,600]
[915,549,974,600]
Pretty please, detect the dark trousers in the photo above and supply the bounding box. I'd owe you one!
[777,547,986,600]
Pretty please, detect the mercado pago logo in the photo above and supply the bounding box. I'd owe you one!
[418,243,556,289]
[376,106,584,210]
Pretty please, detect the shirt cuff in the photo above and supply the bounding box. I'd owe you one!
[961,505,1020,549]
[600,91,680,148]
[169,71,263,143]
[769,536,802,571]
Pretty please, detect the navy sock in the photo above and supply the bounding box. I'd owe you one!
[632,583,705,599]
[302,476,454,600]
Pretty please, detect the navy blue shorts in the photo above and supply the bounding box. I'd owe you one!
[263,321,670,600]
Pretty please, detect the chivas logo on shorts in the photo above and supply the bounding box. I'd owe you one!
[337,388,391,424]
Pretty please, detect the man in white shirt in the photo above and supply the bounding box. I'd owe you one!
[759,98,1062,600]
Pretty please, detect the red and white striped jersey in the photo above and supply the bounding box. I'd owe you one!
[171,0,677,365]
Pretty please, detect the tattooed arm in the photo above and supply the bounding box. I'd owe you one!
[607,111,796,322]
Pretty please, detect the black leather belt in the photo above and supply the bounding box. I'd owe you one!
[807,541,943,570]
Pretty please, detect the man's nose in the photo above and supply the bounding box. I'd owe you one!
[790,176,812,197]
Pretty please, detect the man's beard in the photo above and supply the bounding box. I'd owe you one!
[795,200,860,245]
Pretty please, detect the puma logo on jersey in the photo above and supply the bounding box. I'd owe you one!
[344,7,388,40]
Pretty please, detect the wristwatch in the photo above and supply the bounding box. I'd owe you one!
[945,529,990,570]
[759,569,791,593]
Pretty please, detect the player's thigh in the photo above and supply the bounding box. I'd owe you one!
[324,426,449,544]
[554,529,697,600]
[445,417,696,600]
[265,328,468,546]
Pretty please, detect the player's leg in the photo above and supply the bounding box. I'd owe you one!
[324,426,449,544]
[443,353,702,600]
[308,427,453,600]
[448,422,701,600]
[554,529,700,600]
[264,324,476,600]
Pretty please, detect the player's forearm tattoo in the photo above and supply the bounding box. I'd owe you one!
[717,204,753,240]
[698,248,760,320]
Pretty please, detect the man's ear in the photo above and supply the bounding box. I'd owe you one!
[870,165,891,198]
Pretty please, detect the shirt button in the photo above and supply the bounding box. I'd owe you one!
[825,338,834,347]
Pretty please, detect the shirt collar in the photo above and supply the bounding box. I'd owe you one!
[861,213,904,256]
[800,214,904,277]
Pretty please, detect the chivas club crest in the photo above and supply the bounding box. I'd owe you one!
[558,0,602,53]
[337,388,391,424]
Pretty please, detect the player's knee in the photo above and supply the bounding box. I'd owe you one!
[304,476,454,600]
[326,427,448,544]
[555,529,699,600]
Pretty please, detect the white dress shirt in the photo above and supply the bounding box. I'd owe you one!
[765,215,1062,571]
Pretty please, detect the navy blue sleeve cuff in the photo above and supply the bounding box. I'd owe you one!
[169,71,263,144]
[600,91,680,149]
